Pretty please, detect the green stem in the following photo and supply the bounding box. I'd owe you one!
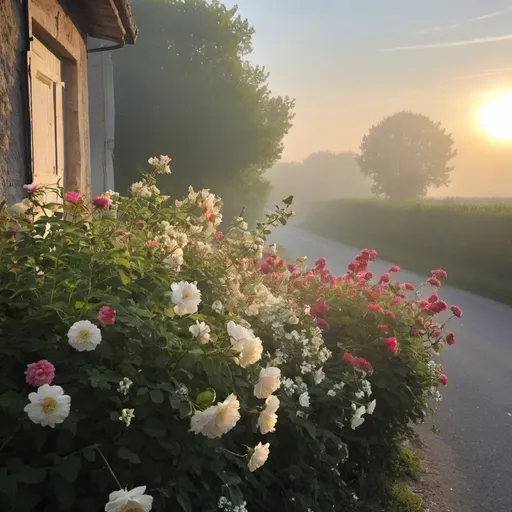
[0,425,21,452]
[219,447,245,458]
[96,447,123,490]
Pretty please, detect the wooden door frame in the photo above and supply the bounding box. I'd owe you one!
[27,0,89,194]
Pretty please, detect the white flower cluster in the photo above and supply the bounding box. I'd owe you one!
[224,217,265,260]
[148,154,171,174]
[130,180,160,198]
[267,326,331,378]
[119,408,135,427]
[184,186,223,235]
[218,497,248,512]
[118,377,133,396]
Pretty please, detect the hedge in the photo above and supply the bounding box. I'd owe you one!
[302,198,512,304]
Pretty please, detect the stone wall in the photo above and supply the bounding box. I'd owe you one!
[0,1,29,202]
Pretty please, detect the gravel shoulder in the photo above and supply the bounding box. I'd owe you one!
[411,425,472,512]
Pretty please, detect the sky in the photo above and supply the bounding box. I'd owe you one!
[223,0,512,196]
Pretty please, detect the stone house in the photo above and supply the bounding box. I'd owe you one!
[0,0,137,203]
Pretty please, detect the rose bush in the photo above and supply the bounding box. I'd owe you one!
[0,157,459,511]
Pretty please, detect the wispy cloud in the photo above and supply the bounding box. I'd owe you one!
[451,67,512,81]
[381,34,512,52]
[417,9,507,35]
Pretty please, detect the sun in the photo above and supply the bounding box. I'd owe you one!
[476,93,512,141]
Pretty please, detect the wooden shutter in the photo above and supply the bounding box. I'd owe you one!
[29,38,65,191]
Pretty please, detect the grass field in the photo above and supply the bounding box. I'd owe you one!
[302,198,512,305]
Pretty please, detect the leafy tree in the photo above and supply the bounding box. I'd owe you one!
[113,0,295,210]
[356,111,456,198]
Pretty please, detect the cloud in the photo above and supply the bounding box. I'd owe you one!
[381,34,512,52]
[417,9,507,35]
[451,67,512,81]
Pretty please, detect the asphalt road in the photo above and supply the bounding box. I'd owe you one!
[271,224,512,512]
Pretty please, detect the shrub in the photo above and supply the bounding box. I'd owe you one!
[246,252,457,509]
[0,160,458,511]
[303,198,512,304]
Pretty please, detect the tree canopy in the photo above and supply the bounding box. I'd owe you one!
[356,111,457,199]
[113,0,295,208]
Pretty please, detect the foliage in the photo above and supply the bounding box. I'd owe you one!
[386,484,423,512]
[268,151,372,209]
[0,159,458,511]
[303,197,512,304]
[113,0,295,209]
[356,111,457,199]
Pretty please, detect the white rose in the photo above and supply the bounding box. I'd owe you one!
[254,367,281,399]
[189,321,211,344]
[170,281,201,316]
[227,321,263,368]
[105,486,153,512]
[190,394,240,438]
[257,395,279,434]
[234,337,263,368]
[248,442,270,472]
[24,384,71,428]
[299,391,310,408]
[67,320,102,352]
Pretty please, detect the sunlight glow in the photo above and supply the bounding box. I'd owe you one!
[476,93,512,141]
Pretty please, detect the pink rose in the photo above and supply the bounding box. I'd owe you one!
[25,360,55,387]
[450,305,463,318]
[98,306,116,325]
[65,191,82,204]
[385,337,399,354]
[23,183,39,193]
[446,332,456,345]
[439,374,448,386]
[431,269,448,281]
[92,196,112,209]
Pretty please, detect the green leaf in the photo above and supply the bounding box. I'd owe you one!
[163,306,175,318]
[82,447,96,462]
[143,417,167,438]
[117,446,141,464]
[219,471,241,486]
[283,195,294,206]
[14,465,47,484]
[118,269,131,285]
[58,454,81,483]
[150,388,164,404]
[196,388,216,409]
[137,387,149,396]
[52,475,76,508]
[177,492,192,512]
[0,475,17,499]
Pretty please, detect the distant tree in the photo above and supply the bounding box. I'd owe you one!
[356,111,457,198]
[113,0,295,207]
[268,151,372,207]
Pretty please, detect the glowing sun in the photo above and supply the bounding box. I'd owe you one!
[476,93,512,141]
